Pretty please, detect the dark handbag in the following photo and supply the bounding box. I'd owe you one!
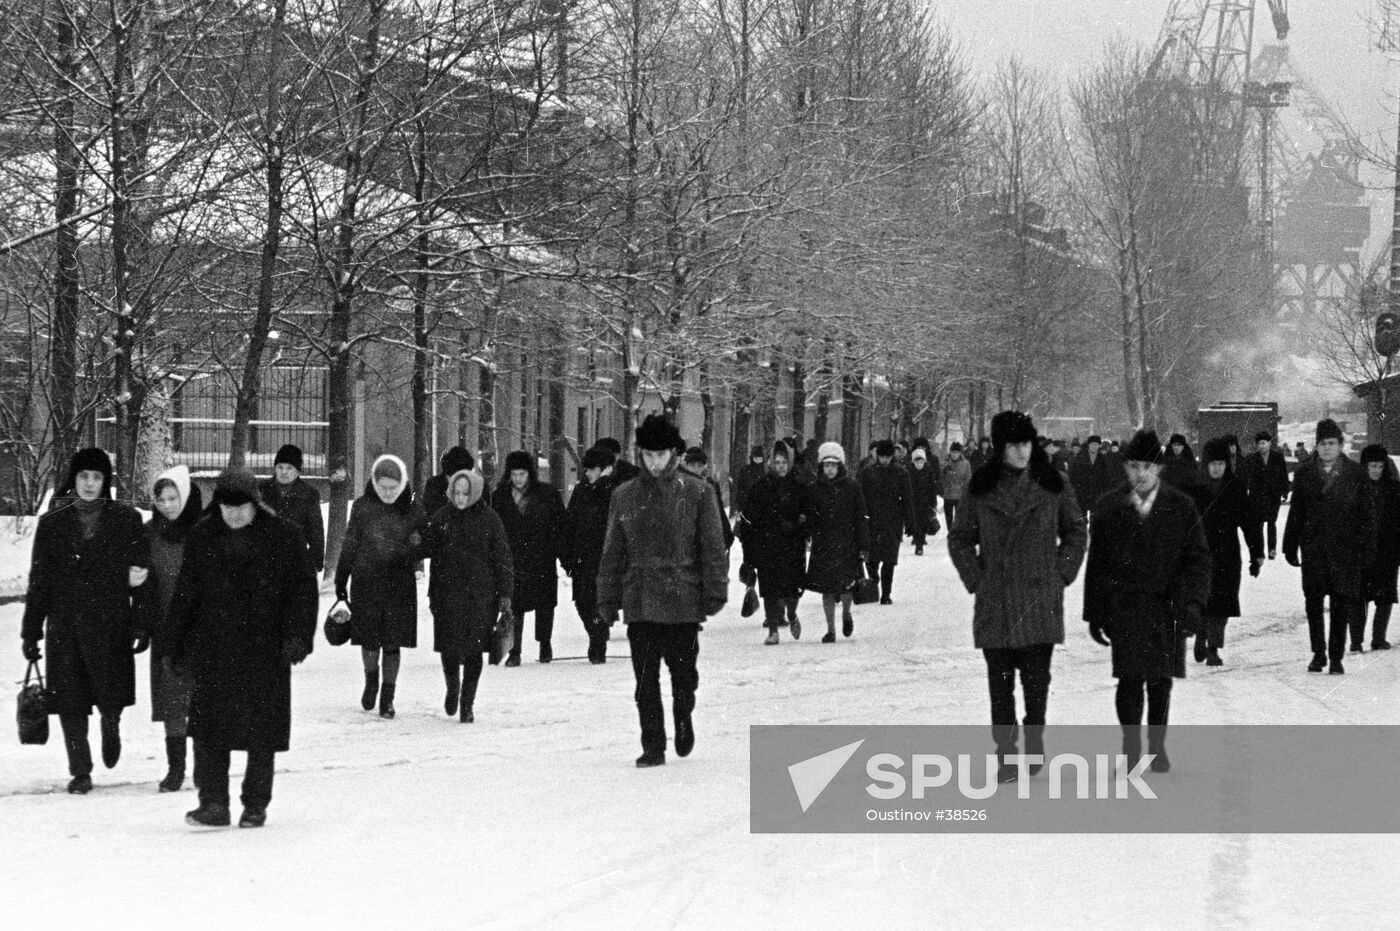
[17,661,48,746]
[489,611,516,666]
[323,600,352,647]
[740,584,760,618]
[738,562,757,587]
[852,570,880,605]
[928,511,941,536]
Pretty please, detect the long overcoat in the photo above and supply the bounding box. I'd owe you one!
[1083,483,1212,679]
[1070,449,1117,512]
[491,480,566,613]
[804,466,870,594]
[1185,475,1263,618]
[739,471,811,598]
[562,476,615,610]
[907,461,942,536]
[166,509,318,751]
[335,482,426,649]
[1239,449,1290,524]
[858,462,917,564]
[145,481,204,723]
[1282,456,1365,602]
[259,477,325,572]
[1358,476,1400,605]
[21,498,149,716]
[419,501,514,655]
[948,464,1087,649]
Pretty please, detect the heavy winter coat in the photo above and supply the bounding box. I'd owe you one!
[941,456,972,502]
[804,467,870,594]
[562,476,615,607]
[1239,449,1290,524]
[858,462,917,564]
[1083,482,1212,679]
[733,462,767,515]
[948,463,1087,649]
[335,483,426,649]
[1283,456,1366,602]
[491,479,566,612]
[597,459,729,625]
[259,477,324,572]
[418,501,514,655]
[21,499,150,716]
[145,478,204,723]
[1070,449,1117,513]
[1161,448,1197,492]
[1358,476,1400,605]
[165,510,318,751]
[907,461,942,536]
[739,471,812,598]
[1184,475,1263,618]
[683,466,735,550]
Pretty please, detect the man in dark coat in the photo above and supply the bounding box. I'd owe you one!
[597,414,729,767]
[681,446,735,550]
[1161,434,1198,491]
[167,468,318,828]
[1239,431,1289,559]
[1084,430,1212,772]
[906,446,942,555]
[738,440,812,643]
[968,437,993,472]
[597,437,640,484]
[1283,418,1365,674]
[563,445,618,663]
[857,439,917,604]
[492,450,567,664]
[732,445,767,518]
[259,443,325,575]
[949,412,1087,783]
[420,446,476,519]
[21,448,150,794]
[1069,434,1116,517]
[1356,444,1400,652]
[805,442,870,641]
[1185,438,1264,667]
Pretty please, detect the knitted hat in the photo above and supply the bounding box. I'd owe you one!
[1315,419,1343,443]
[874,439,895,458]
[1122,430,1164,464]
[440,446,475,476]
[582,445,615,471]
[817,441,845,465]
[448,469,485,508]
[1361,444,1390,465]
[635,414,682,452]
[274,444,303,472]
[213,467,261,508]
[990,411,1037,448]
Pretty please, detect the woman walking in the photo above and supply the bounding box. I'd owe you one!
[20,448,151,794]
[1355,445,1400,652]
[739,440,812,644]
[491,451,566,665]
[145,465,204,791]
[907,447,941,556]
[804,443,870,642]
[335,454,426,719]
[417,469,513,722]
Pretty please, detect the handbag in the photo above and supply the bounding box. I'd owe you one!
[489,610,516,666]
[323,600,353,647]
[17,661,49,746]
[852,569,880,605]
[740,584,760,618]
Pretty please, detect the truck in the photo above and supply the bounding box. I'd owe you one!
[1195,401,1280,447]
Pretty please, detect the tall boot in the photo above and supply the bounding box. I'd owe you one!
[1147,725,1170,773]
[361,668,379,711]
[160,735,187,792]
[786,598,801,640]
[379,683,396,719]
[379,650,401,718]
[1373,602,1392,649]
[99,709,122,769]
[442,656,461,716]
[1120,725,1143,773]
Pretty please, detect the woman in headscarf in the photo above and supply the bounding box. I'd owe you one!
[1184,438,1263,666]
[803,442,869,642]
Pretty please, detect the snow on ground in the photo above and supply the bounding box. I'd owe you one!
[2,504,1398,929]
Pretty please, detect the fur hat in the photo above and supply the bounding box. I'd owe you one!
[1255,431,1273,443]
[990,411,1037,448]
[582,445,615,471]
[1361,444,1390,465]
[1315,419,1343,443]
[874,439,896,458]
[61,447,114,499]
[440,446,475,476]
[1122,430,1164,464]
[503,450,534,473]
[274,444,303,472]
[212,467,261,508]
[817,441,845,465]
[1086,434,1102,447]
[749,444,766,459]
[596,437,623,456]
[1168,433,1187,448]
[949,442,963,452]
[635,414,682,452]
[683,446,708,465]
[1201,438,1232,464]
[447,469,485,508]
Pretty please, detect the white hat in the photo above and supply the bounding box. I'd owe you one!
[817,441,846,465]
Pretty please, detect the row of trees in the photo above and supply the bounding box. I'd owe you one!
[0,0,1265,571]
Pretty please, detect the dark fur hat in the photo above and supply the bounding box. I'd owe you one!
[503,450,534,473]
[1361,443,1390,465]
[1315,419,1343,443]
[1201,437,1232,464]
[873,439,895,458]
[635,414,682,452]
[212,467,261,508]
[1122,430,1164,464]
[582,445,615,471]
[683,446,708,465]
[440,446,475,476]
[990,411,1037,449]
[59,447,114,499]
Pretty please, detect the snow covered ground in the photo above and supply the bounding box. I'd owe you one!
[2,505,1398,929]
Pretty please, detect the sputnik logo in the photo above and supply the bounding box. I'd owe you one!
[788,739,865,813]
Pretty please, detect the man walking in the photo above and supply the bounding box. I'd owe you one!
[1239,431,1289,560]
[597,414,729,767]
[858,439,917,605]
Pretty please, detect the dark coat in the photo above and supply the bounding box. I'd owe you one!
[421,474,450,521]
[491,480,566,612]
[948,462,1087,649]
[1083,482,1212,679]
[166,509,318,751]
[804,467,870,594]
[941,456,972,502]
[612,459,641,484]
[1283,456,1366,601]
[907,461,942,535]
[682,466,735,550]
[335,483,426,650]
[1239,449,1290,524]
[22,499,150,716]
[1069,448,1117,512]
[597,460,729,625]
[739,471,812,598]
[1358,476,1400,605]
[858,462,917,564]
[562,476,615,607]
[733,462,767,515]
[259,477,324,572]
[419,501,514,655]
[1184,474,1263,618]
[1161,448,1197,492]
[144,487,204,723]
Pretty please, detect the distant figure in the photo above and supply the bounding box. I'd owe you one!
[1185,438,1263,668]
[597,437,640,484]
[259,444,325,575]
[732,445,767,518]
[940,443,971,529]
[681,446,735,550]
[1239,431,1289,559]
[492,450,567,665]
[421,446,476,519]
[1356,444,1400,652]
[562,446,618,664]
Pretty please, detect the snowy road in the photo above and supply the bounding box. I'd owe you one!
[2,522,1397,929]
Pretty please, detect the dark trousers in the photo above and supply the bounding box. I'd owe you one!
[58,707,120,778]
[511,607,555,656]
[193,742,275,811]
[575,588,609,661]
[1304,593,1352,660]
[912,529,927,547]
[1116,678,1172,758]
[1263,519,1277,553]
[441,652,485,711]
[1202,616,1228,650]
[865,561,896,600]
[1353,601,1393,648]
[627,623,700,756]
[944,500,959,530]
[1372,602,1393,646]
[983,644,1053,757]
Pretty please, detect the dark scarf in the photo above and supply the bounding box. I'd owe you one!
[73,497,104,540]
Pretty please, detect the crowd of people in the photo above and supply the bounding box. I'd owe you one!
[16,410,1397,820]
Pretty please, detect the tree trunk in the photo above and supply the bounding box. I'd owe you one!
[49,10,80,489]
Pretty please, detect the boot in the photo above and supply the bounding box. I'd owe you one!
[787,599,801,640]
[378,683,396,719]
[1148,727,1170,773]
[1206,648,1223,667]
[843,609,854,638]
[159,736,186,792]
[460,705,474,723]
[1193,636,1207,663]
[763,628,780,646]
[186,802,231,827]
[821,630,836,644]
[1120,727,1143,773]
[1329,659,1345,675]
[538,641,553,664]
[1307,653,1326,672]
[361,669,380,710]
[505,653,521,668]
[99,713,121,769]
[238,807,267,829]
[67,775,93,795]
[674,705,695,758]
[635,751,666,768]
[1025,725,1045,776]
[444,668,461,717]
